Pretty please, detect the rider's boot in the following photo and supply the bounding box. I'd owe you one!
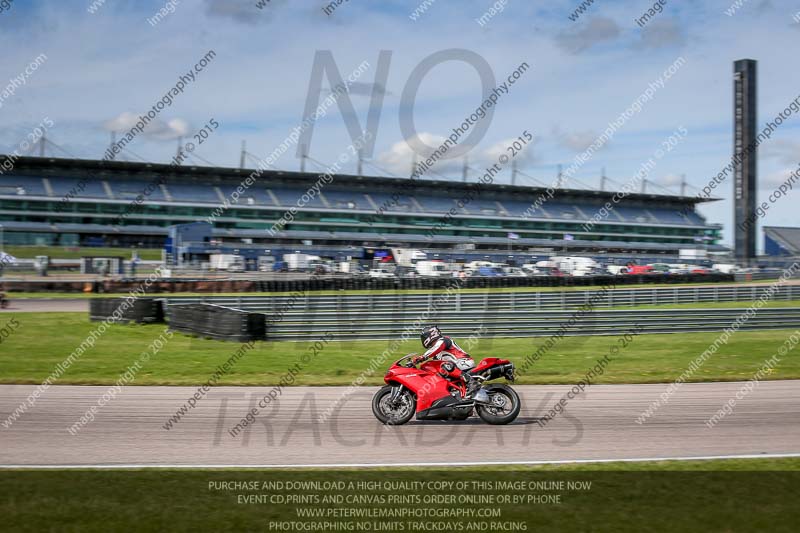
[464,374,481,399]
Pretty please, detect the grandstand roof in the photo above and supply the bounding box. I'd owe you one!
[1,155,719,207]
[764,226,800,255]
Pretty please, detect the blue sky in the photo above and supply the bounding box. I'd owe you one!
[1,0,799,247]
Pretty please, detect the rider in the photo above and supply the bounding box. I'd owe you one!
[411,326,480,398]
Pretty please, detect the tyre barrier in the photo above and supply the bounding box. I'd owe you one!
[166,303,265,342]
[89,298,165,324]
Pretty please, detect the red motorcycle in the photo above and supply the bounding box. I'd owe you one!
[372,353,521,425]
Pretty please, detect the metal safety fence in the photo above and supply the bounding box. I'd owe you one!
[165,284,800,314]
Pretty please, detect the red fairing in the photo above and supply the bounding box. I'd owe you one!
[385,361,457,412]
[375,354,520,425]
[385,357,513,413]
[471,357,511,374]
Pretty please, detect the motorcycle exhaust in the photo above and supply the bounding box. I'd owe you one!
[478,363,515,382]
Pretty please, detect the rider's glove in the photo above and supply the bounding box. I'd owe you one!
[412,355,427,366]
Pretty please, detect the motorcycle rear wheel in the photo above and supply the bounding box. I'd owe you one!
[475,384,521,425]
[372,385,416,425]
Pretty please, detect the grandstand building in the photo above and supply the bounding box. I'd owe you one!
[764,227,800,257]
[0,156,722,263]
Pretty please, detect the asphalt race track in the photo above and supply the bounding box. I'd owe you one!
[1,382,798,467]
[0,299,88,313]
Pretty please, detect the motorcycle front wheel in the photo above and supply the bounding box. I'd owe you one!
[372,385,416,425]
[475,384,521,425]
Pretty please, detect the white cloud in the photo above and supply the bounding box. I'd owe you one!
[483,137,536,164]
[762,139,800,166]
[652,173,684,187]
[552,127,600,152]
[103,112,190,141]
[376,132,465,176]
[760,166,800,190]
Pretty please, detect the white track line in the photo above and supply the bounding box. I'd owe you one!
[2,452,800,469]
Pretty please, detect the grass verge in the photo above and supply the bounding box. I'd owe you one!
[1,246,161,260]
[1,313,798,386]
[1,460,798,532]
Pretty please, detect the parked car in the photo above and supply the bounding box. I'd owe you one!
[368,268,396,279]
[521,264,541,276]
[351,265,371,277]
[469,266,504,277]
[624,264,654,275]
[541,267,564,277]
[650,263,672,274]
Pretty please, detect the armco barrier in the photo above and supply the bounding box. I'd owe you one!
[166,283,800,314]
[251,273,734,292]
[166,304,265,342]
[5,273,735,293]
[89,298,165,324]
[260,307,800,341]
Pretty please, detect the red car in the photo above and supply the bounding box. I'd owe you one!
[625,265,654,275]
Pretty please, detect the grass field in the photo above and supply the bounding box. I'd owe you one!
[1,459,797,532]
[2,246,161,260]
[1,313,798,386]
[627,299,800,310]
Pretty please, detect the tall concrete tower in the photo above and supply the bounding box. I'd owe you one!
[733,59,757,264]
